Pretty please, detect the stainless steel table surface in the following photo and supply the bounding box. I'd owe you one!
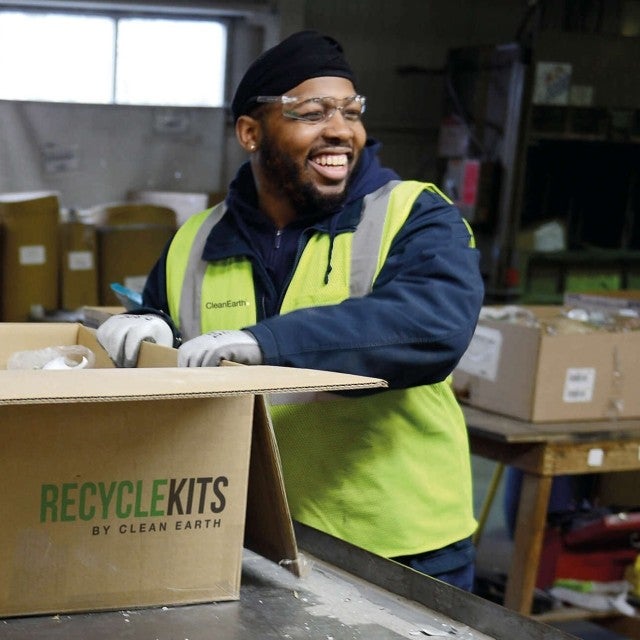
[0,524,578,640]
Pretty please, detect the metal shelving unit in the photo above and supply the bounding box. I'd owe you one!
[440,23,640,303]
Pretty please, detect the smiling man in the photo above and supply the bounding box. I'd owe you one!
[237,77,367,226]
[97,30,484,590]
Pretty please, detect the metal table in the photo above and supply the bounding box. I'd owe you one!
[0,524,577,640]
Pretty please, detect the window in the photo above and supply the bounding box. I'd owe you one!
[116,19,226,107]
[0,10,227,107]
[0,12,115,103]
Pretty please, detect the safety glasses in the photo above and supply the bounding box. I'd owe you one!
[253,94,366,124]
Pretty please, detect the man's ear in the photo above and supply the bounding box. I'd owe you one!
[235,115,261,154]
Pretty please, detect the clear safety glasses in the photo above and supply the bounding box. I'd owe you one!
[253,94,366,124]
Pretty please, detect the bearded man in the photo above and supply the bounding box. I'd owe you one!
[97,30,484,590]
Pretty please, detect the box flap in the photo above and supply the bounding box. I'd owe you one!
[136,344,383,577]
[0,366,386,404]
[82,306,126,328]
[244,396,302,576]
[1,323,386,403]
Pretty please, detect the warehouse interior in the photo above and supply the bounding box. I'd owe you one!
[1,1,640,639]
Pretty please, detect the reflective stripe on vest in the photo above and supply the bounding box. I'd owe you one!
[166,180,458,338]
[166,203,257,338]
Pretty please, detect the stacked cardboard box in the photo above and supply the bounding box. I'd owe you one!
[96,224,175,305]
[0,192,60,321]
[58,220,99,310]
[127,189,225,226]
[91,203,177,306]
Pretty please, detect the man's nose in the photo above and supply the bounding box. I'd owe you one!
[322,109,354,138]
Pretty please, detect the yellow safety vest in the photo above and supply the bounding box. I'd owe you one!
[165,181,477,557]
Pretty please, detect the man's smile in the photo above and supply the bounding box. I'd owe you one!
[309,152,350,181]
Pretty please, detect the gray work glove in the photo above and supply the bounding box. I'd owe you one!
[178,330,262,367]
[96,314,174,368]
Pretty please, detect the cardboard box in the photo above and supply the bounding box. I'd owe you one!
[0,323,385,617]
[82,305,126,328]
[81,203,178,228]
[97,224,175,305]
[59,221,99,310]
[127,190,226,226]
[453,306,640,422]
[0,192,60,321]
[564,290,640,312]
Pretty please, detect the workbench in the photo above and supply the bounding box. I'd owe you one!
[0,523,577,640]
[463,404,640,619]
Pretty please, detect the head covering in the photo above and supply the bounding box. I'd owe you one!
[231,30,356,121]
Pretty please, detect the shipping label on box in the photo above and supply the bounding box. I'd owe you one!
[455,325,503,382]
[562,367,597,403]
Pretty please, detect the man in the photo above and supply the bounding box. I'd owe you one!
[97,30,484,591]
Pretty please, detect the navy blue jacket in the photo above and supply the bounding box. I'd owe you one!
[142,139,484,390]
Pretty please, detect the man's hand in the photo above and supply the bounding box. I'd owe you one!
[96,314,173,368]
[178,330,262,367]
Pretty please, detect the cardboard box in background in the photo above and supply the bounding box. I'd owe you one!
[82,305,126,328]
[0,192,60,321]
[0,323,385,617]
[453,305,640,422]
[80,202,178,228]
[564,289,640,312]
[97,224,175,305]
[58,221,99,310]
[127,189,226,227]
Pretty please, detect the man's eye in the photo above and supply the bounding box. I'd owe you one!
[343,108,362,121]
[300,110,325,122]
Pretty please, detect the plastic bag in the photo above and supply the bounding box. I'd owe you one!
[7,345,95,370]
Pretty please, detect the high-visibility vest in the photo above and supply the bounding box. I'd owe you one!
[165,180,477,556]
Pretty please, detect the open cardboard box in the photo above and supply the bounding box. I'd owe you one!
[453,305,640,422]
[0,323,386,617]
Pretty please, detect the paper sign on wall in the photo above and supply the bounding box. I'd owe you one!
[533,62,572,105]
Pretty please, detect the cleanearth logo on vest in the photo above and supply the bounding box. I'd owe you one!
[205,299,250,309]
[40,476,229,536]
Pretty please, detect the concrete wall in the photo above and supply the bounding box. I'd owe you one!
[300,0,524,179]
[0,100,226,210]
[0,0,526,211]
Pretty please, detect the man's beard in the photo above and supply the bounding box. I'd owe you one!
[259,132,351,219]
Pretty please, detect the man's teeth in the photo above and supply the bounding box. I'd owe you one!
[313,154,347,166]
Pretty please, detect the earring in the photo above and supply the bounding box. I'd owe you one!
[249,144,256,152]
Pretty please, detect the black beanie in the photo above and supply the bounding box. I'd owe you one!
[231,30,356,121]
